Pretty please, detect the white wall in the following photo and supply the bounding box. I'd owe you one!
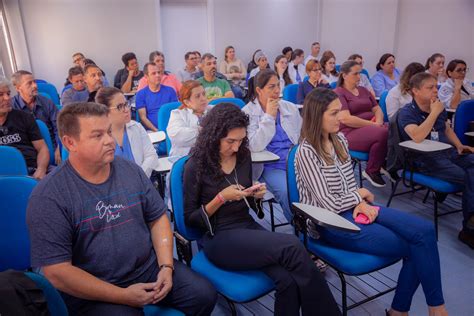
[5,0,474,91]
[213,0,320,70]
[15,0,160,89]
[319,0,399,76]
[395,0,474,75]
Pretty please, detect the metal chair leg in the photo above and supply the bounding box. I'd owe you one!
[338,271,348,316]
[225,297,237,316]
[358,160,363,188]
[386,178,400,207]
[423,189,431,204]
[269,201,276,232]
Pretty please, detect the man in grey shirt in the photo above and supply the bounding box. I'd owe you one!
[61,67,89,106]
[177,51,199,82]
[26,102,217,315]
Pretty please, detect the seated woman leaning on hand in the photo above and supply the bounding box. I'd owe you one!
[295,87,448,316]
[167,80,210,157]
[184,103,341,316]
[95,87,159,177]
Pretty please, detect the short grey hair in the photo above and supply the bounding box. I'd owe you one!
[11,70,32,87]
[0,77,12,90]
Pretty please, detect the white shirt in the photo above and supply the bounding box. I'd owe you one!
[322,73,338,84]
[167,107,210,157]
[249,67,261,79]
[438,78,473,109]
[359,74,374,92]
[242,98,302,179]
[385,84,412,120]
[304,55,318,66]
[288,62,306,84]
[126,120,160,177]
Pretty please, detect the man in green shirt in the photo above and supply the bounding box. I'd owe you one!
[197,53,234,101]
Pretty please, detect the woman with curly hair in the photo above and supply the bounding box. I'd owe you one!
[183,103,340,316]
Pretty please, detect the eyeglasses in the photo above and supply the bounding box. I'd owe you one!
[110,102,131,112]
[454,67,468,73]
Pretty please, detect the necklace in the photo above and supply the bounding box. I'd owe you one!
[223,168,251,209]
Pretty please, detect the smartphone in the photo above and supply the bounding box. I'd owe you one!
[461,147,471,154]
[243,183,265,193]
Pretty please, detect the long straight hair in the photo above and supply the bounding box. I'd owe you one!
[301,88,349,165]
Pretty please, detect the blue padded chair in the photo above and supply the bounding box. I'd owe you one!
[209,97,245,109]
[453,100,474,145]
[282,84,298,103]
[61,146,69,161]
[330,81,337,89]
[378,90,389,123]
[170,156,274,315]
[37,82,60,106]
[35,79,48,84]
[24,272,69,316]
[335,64,341,72]
[157,101,182,155]
[144,305,185,316]
[61,84,72,95]
[39,91,53,101]
[36,120,55,165]
[286,146,400,316]
[361,68,370,79]
[349,150,369,187]
[0,176,37,271]
[0,146,28,175]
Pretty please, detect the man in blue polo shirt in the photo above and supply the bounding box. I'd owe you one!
[12,70,60,164]
[398,72,474,249]
[136,63,177,132]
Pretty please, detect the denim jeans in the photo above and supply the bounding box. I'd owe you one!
[415,148,474,232]
[318,207,444,312]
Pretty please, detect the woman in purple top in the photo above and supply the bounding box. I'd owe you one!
[371,53,401,97]
[335,61,389,187]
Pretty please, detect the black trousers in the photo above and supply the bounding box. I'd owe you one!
[201,221,341,316]
[62,259,217,316]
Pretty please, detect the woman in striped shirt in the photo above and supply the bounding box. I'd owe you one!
[295,88,448,316]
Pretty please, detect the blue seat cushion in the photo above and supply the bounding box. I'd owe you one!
[144,305,185,316]
[349,150,369,161]
[403,171,462,193]
[24,272,68,316]
[304,238,400,276]
[191,251,274,302]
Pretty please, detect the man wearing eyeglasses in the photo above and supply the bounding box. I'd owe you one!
[177,52,200,82]
[0,79,49,179]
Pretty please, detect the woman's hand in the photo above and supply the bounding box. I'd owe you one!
[251,183,267,199]
[265,98,280,118]
[219,184,250,202]
[353,202,379,223]
[357,188,374,203]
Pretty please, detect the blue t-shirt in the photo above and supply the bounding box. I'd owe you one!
[114,129,135,162]
[136,85,178,129]
[265,112,293,171]
[397,100,449,144]
[26,157,167,286]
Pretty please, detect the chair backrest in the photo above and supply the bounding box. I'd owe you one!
[61,84,72,95]
[35,79,48,84]
[170,156,204,241]
[335,64,341,72]
[37,82,60,106]
[39,91,53,101]
[361,68,370,79]
[0,176,38,271]
[61,145,69,161]
[36,120,55,165]
[286,145,300,206]
[378,90,389,123]
[0,146,28,176]
[282,84,298,103]
[209,98,245,109]
[158,101,182,154]
[330,81,337,89]
[453,100,474,145]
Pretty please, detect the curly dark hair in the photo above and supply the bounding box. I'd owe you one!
[190,103,250,181]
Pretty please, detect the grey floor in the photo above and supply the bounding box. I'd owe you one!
[180,168,474,316]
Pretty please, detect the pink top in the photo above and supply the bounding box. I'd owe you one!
[137,73,182,96]
[334,86,377,134]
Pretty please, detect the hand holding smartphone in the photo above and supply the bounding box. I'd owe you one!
[243,183,265,194]
[355,206,380,224]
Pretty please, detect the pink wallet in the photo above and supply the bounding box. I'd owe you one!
[355,206,380,224]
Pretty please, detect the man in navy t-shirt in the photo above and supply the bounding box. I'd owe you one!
[398,72,474,249]
[136,63,177,132]
[26,102,216,315]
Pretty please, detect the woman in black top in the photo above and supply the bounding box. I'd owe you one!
[183,103,340,316]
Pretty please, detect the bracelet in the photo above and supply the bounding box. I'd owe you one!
[159,263,174,272]
[216,192,226,204]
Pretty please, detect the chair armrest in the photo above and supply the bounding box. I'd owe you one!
[399,140,452,153]
[174,231,193,266]
[292,203,360,233]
